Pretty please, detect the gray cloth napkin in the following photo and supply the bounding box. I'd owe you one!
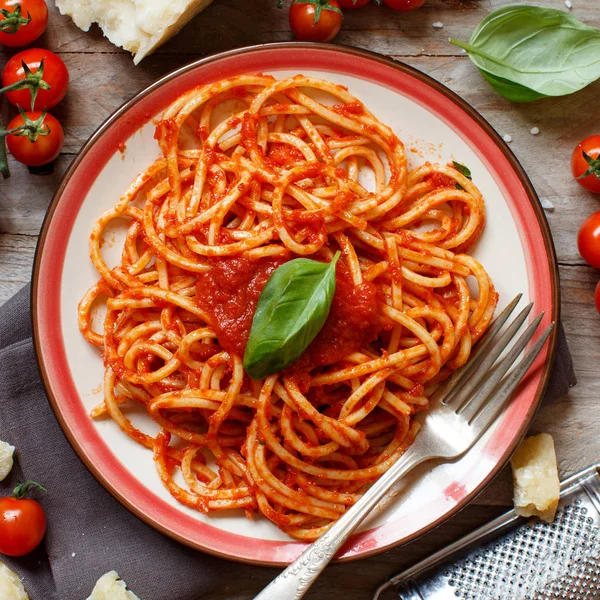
[0,284,576,600]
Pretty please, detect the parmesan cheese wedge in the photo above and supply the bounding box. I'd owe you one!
[0,440,15,481]
[0,561,29,600]
[86,571,141,600]
[511,433,560,522]
[55,0,215,64]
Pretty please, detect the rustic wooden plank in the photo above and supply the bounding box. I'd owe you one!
[0,234,36,303]
[39,0,599,58]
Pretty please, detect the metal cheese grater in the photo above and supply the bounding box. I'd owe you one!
[374,464,600,600]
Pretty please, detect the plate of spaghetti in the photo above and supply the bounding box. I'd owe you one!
[33,44,558,565]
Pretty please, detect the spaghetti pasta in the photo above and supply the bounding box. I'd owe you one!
[78,74,497,541]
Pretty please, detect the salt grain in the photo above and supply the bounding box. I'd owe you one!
[71,552,76,558]
[432,22,444,29]
[565,0,572,9]
[541,198,555,212]
[530,127,540,136]
[503,134,513,143]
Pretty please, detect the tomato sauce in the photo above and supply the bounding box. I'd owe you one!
[427,171,455,189]
[195,255,287,356]
[266,143,304,167]
[331,102,365,117]
[196,257,382,372]
[293,266,381,371]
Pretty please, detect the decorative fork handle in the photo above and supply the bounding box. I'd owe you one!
[253,441,428,600]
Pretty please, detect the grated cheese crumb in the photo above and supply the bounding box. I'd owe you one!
[0,440,15,481]
[87,571,141,600]
[0,561,29,600]
[502,134,512,143]
[530,127,540,136]
[565,0,573,8]
[432,22,444,29]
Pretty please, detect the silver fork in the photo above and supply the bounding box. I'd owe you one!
[254,295,554,600]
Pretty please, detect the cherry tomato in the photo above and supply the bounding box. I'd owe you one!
[2,48,69,110]
[339,0,370,7]
[571,135,600,194]
[6,111,64,167]
[0,482,46,557]
[0,0,47,47]
[289,0,343,42]
[383,0,425,10]
[577,211,600,269]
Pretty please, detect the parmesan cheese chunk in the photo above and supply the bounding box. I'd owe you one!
[87,571,141,600]
[55,0,214,64]
[511,433,560,522]
[0,561,29,600]
[0,440,15,481]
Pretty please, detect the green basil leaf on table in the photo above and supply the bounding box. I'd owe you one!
[450,5,600,102]
[243,251,340,380]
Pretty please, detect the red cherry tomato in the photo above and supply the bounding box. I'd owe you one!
[6,111,64,167]
[0,0,47,47]
[2,48,69,111]
[339,0,370,7]
[289,0,343,42]
[0,483,46,557]
[571,135,600,194]
[383,0,425,10]
[595,281,600,314]
[578,211,600,269]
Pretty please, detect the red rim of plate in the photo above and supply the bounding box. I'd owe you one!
[31,43,559,566]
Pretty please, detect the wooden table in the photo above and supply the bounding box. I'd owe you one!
[1,0,599,598]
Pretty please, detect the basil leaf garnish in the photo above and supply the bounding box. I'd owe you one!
[243,252,340,380]
[453,161,472,191]
[450,6,600,102]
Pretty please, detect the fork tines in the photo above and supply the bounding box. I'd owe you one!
[431,295,555,424]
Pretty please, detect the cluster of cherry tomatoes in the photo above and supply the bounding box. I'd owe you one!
[572,135,600,313]
[286,0,425,43]
[0,0,69,175]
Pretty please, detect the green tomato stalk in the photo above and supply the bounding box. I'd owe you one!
[0,58,51,110]
[0,110,51,179]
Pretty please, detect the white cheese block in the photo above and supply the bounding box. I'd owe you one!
[0,440,15,481]
[55,0,214,64]
[86,571,141,600]
[511,433,560,522]
[0,561,29,600]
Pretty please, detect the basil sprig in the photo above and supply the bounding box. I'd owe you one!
[450,6,600,102]
[243,252,340,380]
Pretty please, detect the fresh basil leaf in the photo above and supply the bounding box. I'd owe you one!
[452,161,472,180]
[450,5,600,102]
[243,252,340,380]
[452,161,472,191]
[480,71,547,103]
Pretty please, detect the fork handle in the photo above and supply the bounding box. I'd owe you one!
[253,442,428,600]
